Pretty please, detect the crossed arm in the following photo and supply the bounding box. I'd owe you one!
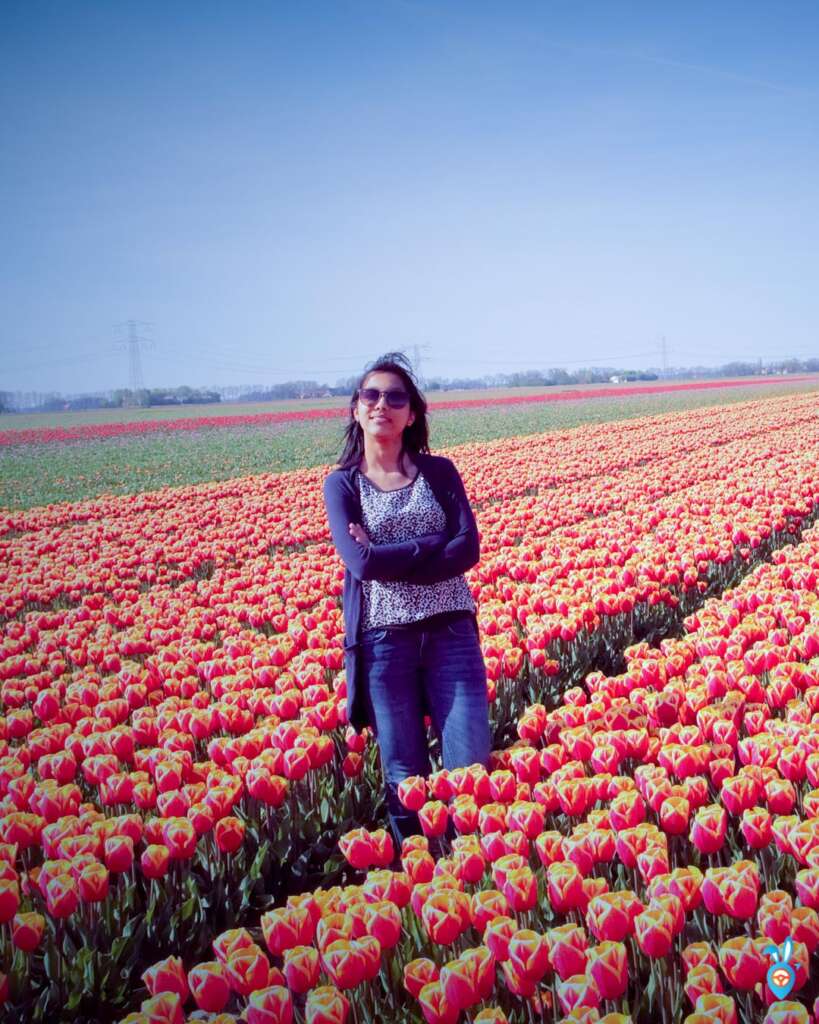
[322,463,480,585]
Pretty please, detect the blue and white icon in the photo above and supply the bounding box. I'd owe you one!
[764,937,796,1000]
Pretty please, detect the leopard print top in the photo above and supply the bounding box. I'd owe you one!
[358,471,476,630]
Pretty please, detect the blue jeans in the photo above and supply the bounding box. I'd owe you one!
[359,613,491,848]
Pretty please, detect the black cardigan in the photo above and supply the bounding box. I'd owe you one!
[322,452,481,730]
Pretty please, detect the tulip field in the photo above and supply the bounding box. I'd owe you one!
[4,377,819,511]
[2,390,819,1023]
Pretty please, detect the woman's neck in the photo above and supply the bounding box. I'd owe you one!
[361,437,407,474]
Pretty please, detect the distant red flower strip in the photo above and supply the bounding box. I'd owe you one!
[0,376,813,447]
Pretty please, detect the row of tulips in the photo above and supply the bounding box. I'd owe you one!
[2,393,816,613]
[114,522,819,1024]
[1,395,819,1017]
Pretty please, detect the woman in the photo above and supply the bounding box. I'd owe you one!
[322,352,491,846]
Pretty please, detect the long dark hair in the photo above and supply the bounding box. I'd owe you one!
[338,352,430,470]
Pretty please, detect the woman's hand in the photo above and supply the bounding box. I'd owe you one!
[348,522,371,547]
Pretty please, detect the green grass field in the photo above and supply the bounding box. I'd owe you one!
[3,379,818,510]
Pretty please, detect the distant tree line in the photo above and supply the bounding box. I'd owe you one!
[229,381,332,402]
[329,367,659,394]
[3,356,818,413]
[0,386,222,413]
[110,387,222,408]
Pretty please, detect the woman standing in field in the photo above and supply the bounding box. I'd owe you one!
[322,353,491,846]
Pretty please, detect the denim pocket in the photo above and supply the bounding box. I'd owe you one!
[360,628,390,646]
[445,616,476,638]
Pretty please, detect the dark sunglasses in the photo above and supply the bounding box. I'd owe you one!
[357,387,411,409]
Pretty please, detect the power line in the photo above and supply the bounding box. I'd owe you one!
[425,350,661,368]
[412,343,431,387]
[114,320,154,394]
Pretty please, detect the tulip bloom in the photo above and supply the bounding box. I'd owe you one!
[422,891,470,945]
[547,924,589,981]
[635,907,674,958]
[693,994,738,1024]
[765,779,796,815]
[668,866,703,912]
[403,849,435,884]
[418,980,460,1024]
[139,992,185,1024]
[418,801,449,838]
[790,907,819,954]
[682,942,719,975]
[534,831,566,868]
[11,912,44,953]
[370,829,394,868]
[142,956,189,1000]
[758,898,792,944]
[508,929,549,983]
[450,796,479,834]
[795,869,819,910]
[321,939,366,990]
[478,803,508,835]
[78,862,109,903]
[609,791,646,831]
[660,796,691,835]
[225,946,271,996]
[440,957,479,1012]
[556,973,601,1016]
[368,869,411,909]
[246,985,294,1024]
[588,940,628,1000]
[141,844,170,879]
[188,961,230,1013]
[740,806,772,849]
[761,1004,810,1024]
[546,862,584,913]
[104,835,134,873]
[453,847,486,884]
[684,964,723,1004]
[397,775,427,811]
[470,889,509,934]
[690,804,727,855]
[283,946,320,994]
[338,828,376,870]
[506,801,544,839]
[586,892,637,943]
[0,880,20,924]
[45,874,78,919]
[718,936,766,990]
[355,935,382,983]
[214,816,245,854]
[162,818,197,860]
[721,775,760,816]
[500,959,536,998]
[501,866,537,912]
[474,1010,509,1024]
[720,872,759,920]
[305,985,350,1024]
[404,958,439,998]
[484,915,517,962]
[363,900,401,949]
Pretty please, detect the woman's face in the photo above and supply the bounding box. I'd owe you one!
[353,370,415,444]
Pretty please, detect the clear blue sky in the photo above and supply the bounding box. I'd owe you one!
[3,0,818,392]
